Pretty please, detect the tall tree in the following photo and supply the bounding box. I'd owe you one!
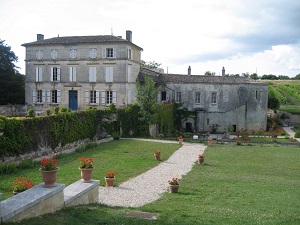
[0,40,25,104]
[141,60,162,69]
[250,73,259,80]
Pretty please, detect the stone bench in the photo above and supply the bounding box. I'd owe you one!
[0,183,65,223]
[64,180,99,207]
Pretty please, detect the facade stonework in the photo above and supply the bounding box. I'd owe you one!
[22,31,142,112]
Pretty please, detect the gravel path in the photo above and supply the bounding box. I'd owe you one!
[98,139,206,208]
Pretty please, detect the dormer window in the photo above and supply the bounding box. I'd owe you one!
[36,50,43,60]
[105,48,116,58]
[51,49,58,59]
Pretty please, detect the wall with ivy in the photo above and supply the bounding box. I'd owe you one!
[0,109,103,159]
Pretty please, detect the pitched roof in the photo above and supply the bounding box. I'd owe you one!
[22,35,143,50]
[139,68,266,85]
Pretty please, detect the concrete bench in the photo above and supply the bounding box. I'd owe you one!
[0,183,65,223]
[64,180,99,207]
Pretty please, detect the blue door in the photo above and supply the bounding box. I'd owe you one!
[69,90,78,110]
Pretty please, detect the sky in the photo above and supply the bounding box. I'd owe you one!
[1,0,300,77]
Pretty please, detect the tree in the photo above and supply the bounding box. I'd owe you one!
[136,75,160,123]
[268,91,280,110]
[278,75,290,80]
[242,72,249,78]
[141,60,161,69]
[0,40,25,104]
[250,73,259,80]
[293,74,300,80]
[204,71,215,76]
[261,74,278,80]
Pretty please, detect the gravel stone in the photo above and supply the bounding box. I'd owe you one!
[98,140,206,207]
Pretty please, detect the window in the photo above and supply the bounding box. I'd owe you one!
[51,49,58,59]
[36,50,43,60]
[51,67,60,82]
[176,92,182,103]
[90,91,97,104]
[89,67,97,82]
[255,90,259,100]
[207,119,210,125]
[89,48,97,59]
[195,92,201,104]
[35,67,43,82]
[84,90,99,104]
[101,90,116,105]
[105,48,115,58]
[105,67,113,82]
[157,91,169,102]
[127,48,132,59]
[127,65,132,82]
[69,67,76,82]
[32,90,45,103]
[51,90,60,104]
[211,92,217,104]
[70,49,77,59]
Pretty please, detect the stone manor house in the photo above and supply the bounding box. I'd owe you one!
[22,30,268,133]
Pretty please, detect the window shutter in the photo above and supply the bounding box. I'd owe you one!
[89,67,96,82]
[39,67,42,81]
[85,90,89,104]
[157,92,161,102]
[105,67,109,82]
[57,90,61,103]
[57,68,61,81]
[73,67,76,81]
[32,90,36,103]
[42,90,46,102]
[101,91,105,105]
[46,90,51,103]
[69,67,73,82]
[127,89,131,104]
[166,92,170,101]
[112,90,117,104]
[113,48,116,58]
[36,67,39,82]
[127,66,132,82]
[102,48,106,58]
[110,67,113,82]
[96,91,100,104]
[50,67,53,82]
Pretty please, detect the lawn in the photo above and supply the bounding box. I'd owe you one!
[2,142,300,225]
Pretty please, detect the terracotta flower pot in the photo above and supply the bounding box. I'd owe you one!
[154,153,161,160]
[179,138,183,145]
[80,167,94,183]
[39,167,59,188]
[169,184,180,193]
[104,177,115,187]
[198,157,204,164]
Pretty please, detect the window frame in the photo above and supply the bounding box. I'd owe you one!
[211,92,217,104]
[195,92,201,104]
[70,49,77,59]
[175,92,182,103]
[89,48,97,59]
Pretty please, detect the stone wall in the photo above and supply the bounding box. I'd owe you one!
[0,105,27,117]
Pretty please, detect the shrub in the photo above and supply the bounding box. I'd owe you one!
[27,108,35,117]
[54,106,60,115]
[46,109,51,116]
[294,131,300,138]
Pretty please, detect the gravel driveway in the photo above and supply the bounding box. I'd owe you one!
[98,140,206,207]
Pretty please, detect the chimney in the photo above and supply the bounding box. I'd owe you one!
[222,66,225,76]
[126,30,132,42]
[37,34,44,41]
[188,66,191,75]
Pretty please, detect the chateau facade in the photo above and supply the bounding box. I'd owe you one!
[22,31,142,112]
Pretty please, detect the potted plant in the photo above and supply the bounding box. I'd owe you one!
[105,171,116,187]
[78,157,94,182]
[198,153,205,164]
[168,177,180,193]
[154,149,161,160]
[112,131,120,140]
[178,135,183,145]
[12,177,34,195]
[39,155,59,188]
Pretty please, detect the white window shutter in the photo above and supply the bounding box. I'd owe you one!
[96,91,100,104]
[42,90,46,102]
[85,90,89,104]
[110,67,113,82]
[57,90,61,103]
[127,89,131,104]
[46,90,51,103]
[32,90,36,103]
[101,91,105,105]
[69,67,73,82]
[57,68,61,81]
[127,66,132,82]
[39,68,43,81]
[35,67,38,82]
[89,67,96,82]
[166,92,170,101]
[113,48,116,58]
[105,67,109,82]
[50,67,53,82]
[102,48,106,58]
[157,92,161,102]
[112,90,117,104]
[73,67,76,81]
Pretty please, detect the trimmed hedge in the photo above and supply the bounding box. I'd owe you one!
[0,109,104,158]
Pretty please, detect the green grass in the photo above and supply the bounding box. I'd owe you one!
[2,142,300,225]
[280,105,300,114]
[0,139,179,200]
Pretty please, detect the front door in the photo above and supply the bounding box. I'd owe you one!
[69,90,78,110]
